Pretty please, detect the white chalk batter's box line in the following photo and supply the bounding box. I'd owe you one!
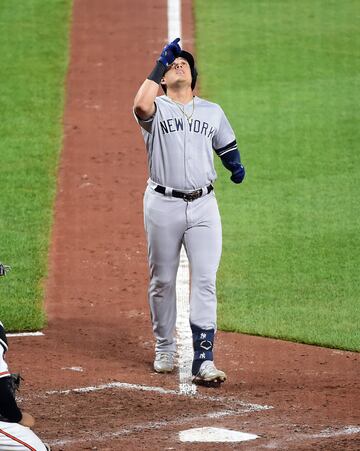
[7,331,44,337]
[23,381,272,414]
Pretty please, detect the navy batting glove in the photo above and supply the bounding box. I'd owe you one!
[231,164,245,184]
[158,38,181,67]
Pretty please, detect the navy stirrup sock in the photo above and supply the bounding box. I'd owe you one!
[191,324,215,375]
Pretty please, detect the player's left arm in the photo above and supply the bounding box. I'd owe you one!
[213,110,245,184]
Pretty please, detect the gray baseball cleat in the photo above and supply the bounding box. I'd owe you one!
[193,360,226,386]
[153,352,175,373]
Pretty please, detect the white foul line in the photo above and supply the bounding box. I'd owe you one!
[168,0,181,42]
[175,247,197,395]
[169,0,197,396]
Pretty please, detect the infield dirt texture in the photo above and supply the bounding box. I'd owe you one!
[9,0,360,449]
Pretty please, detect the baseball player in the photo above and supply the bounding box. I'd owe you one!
[133,38,245,385]
[0,321,51,450]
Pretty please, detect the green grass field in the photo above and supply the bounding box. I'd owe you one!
[195,0,360,350]
[0,0,71,330]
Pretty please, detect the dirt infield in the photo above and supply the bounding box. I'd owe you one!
[9,0,360,449]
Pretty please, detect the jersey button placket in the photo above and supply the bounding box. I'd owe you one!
[183,113,188,189]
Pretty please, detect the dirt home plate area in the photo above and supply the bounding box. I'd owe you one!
[9,0,359,450]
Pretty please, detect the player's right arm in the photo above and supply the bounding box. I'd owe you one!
[133,79,159,120]
[133,38,181,120]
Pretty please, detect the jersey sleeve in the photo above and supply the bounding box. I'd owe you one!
[133,102,158,134]
[212,107,238,156]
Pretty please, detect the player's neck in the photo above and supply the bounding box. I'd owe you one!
[167,87,193,105]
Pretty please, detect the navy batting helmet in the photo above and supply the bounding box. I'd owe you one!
[161,50,198,93]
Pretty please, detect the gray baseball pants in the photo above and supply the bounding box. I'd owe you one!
[143,184,222,353]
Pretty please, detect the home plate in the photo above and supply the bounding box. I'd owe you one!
[179,427,259,442]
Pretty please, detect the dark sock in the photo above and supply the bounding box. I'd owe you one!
[191,324,214,375]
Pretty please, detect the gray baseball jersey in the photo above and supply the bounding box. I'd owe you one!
[135,95,237,354]
[136,95,237,190]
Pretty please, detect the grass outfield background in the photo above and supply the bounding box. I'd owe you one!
[195,0,360,350]
[0,0,71,330]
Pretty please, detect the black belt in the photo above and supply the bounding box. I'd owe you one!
[154,184,214,202]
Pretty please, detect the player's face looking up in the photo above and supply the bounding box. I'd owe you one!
[162,57,192,91]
